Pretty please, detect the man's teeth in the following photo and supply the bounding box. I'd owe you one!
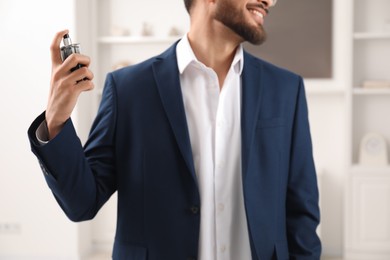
[250,9,263,18]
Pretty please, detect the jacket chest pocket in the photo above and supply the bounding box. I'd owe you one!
[255,117,286,156]
[249,117,287,186]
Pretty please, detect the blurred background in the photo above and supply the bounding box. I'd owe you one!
[1,0,389,259]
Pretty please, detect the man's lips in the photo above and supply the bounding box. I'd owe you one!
[247,3,268,25]
[247,3,268,18]
[249,8,264,19]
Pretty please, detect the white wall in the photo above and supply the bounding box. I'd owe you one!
[307,94,347,256]
[0,0,88,259]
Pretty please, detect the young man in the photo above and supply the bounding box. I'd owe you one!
[28,0,321,259]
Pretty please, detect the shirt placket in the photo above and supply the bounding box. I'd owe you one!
[214,73,231,260]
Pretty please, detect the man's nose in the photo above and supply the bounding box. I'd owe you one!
[260,0,277,8]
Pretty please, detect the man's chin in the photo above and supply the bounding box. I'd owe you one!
[235,24,267,45]
[242,30,267,45]
[248,36,266,45]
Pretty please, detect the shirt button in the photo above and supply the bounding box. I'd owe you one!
[217,162,224,170]
[218,203,225,212]
[220,245,226,253]
[217,121,224,127]
[190,206,199,215]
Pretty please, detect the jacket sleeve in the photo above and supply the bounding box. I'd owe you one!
[27,73,117,222]
[286,77,322,259]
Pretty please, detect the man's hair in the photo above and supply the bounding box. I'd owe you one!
[184,0,193,13]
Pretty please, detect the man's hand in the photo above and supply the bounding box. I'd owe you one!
[45,29,94,140]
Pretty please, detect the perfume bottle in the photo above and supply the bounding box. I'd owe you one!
[60,34,83,72]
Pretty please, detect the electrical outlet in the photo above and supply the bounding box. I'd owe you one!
[0,222,21,235]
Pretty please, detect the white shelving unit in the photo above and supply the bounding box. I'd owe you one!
[345,0,390,259]
[91,0,189,96]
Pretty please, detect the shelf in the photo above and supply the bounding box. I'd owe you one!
[304,79,347,95]
[98,36,182,44]
[354,32,390,40]
[353,88,390,95]
[351,165,390,175]
[306,87,346,96]
[353,40,390,87]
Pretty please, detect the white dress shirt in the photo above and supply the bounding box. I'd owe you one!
[176,35,251,260]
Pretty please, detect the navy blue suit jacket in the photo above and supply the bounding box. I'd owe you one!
[28,43,321,260]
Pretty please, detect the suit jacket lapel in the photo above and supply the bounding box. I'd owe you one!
[241,52,264,181]
[151,47,263,186]
[152,44,197,186]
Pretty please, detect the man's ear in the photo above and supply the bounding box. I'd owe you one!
[206,0,217,9]
[193,0,216,13]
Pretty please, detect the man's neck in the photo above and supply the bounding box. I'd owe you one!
[187,20,242,89]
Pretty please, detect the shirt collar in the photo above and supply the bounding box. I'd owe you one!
[176,34,244,75]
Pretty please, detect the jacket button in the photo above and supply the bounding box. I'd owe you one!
[190,206,199,214]
[39,161,49,176]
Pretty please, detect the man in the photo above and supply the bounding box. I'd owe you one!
[28,0,321,259]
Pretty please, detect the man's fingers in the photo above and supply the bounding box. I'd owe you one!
[50,29,69,66]
[61,53,91,73]
[76,79,95,92]
[65,66,94,85]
